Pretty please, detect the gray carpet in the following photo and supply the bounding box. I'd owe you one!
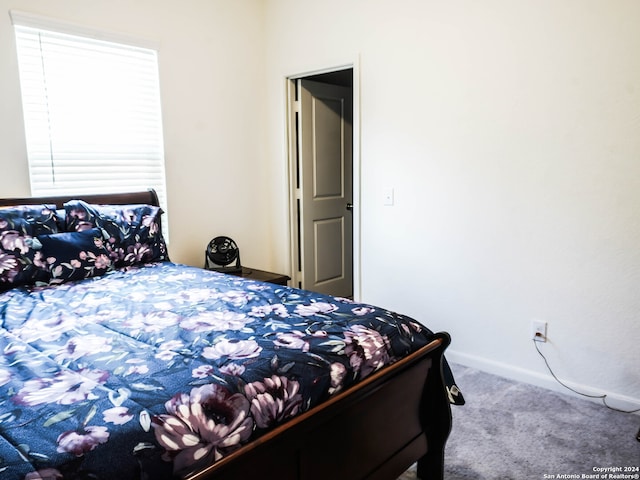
[398,363,640,480]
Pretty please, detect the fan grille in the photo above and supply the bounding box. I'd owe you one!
[207,236,239,267]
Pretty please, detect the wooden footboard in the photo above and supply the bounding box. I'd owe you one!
[184,333,453,480]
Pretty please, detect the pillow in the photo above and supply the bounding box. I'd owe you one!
[55,208,66,231]
[0,205,57,291]
[35,228,113,284]
[64,200,168,267]
[0,220,49,291]
[0,204,59,235]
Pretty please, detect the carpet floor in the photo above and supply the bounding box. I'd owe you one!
[398,363,639,480]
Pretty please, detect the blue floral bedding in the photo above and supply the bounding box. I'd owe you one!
[0,262,462,480]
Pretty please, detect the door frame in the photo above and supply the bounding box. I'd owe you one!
[285,59,361,300]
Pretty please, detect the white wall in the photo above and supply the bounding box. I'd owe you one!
[263,0,640,409]
[0,0,269,268]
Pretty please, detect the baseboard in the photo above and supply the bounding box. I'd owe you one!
[446,349,640,414]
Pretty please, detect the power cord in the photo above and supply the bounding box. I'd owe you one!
[533,339,640,414]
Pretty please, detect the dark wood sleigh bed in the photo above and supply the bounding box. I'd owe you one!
[0,189,455,480]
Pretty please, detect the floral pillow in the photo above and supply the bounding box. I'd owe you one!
[35,228,113,284]
[0,224,49,290]
[64,200,168,267]
[0,205,58,290]
[55,208,66,230]
[0,204,59,235]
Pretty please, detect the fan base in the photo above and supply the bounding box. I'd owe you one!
[207,265,243,274]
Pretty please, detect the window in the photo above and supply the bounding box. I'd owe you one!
[11,11,168,236]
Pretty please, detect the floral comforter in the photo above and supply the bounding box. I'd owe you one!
[0,262,460,480]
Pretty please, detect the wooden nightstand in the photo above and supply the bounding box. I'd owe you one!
[230,267,290,286]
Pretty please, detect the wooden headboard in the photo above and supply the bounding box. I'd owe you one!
[0,189,160,209]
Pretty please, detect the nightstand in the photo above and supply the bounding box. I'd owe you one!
[230,267,290,286]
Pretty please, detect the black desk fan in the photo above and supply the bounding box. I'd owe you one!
[205,236,242,273]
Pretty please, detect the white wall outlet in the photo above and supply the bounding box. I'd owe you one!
[531,320,547,342]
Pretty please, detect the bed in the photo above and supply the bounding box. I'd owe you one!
[0,189,463,480]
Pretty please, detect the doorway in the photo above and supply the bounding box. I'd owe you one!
[287,68,355,298]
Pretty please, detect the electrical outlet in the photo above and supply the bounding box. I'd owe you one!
[531,320,547,342]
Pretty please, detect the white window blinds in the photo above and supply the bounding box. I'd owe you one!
[12,12,168,230]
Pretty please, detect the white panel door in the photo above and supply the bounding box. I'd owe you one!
[298,79,353,297]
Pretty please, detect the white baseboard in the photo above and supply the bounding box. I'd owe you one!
[446,349,640,414]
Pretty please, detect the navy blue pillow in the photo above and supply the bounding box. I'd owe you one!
[0,205,57,290]
[36,228,114,284]
[0,223,49,291]
[64,200,168,267]
[0,204,58,235]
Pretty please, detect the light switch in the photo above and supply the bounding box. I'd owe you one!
[383,187,394,206]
